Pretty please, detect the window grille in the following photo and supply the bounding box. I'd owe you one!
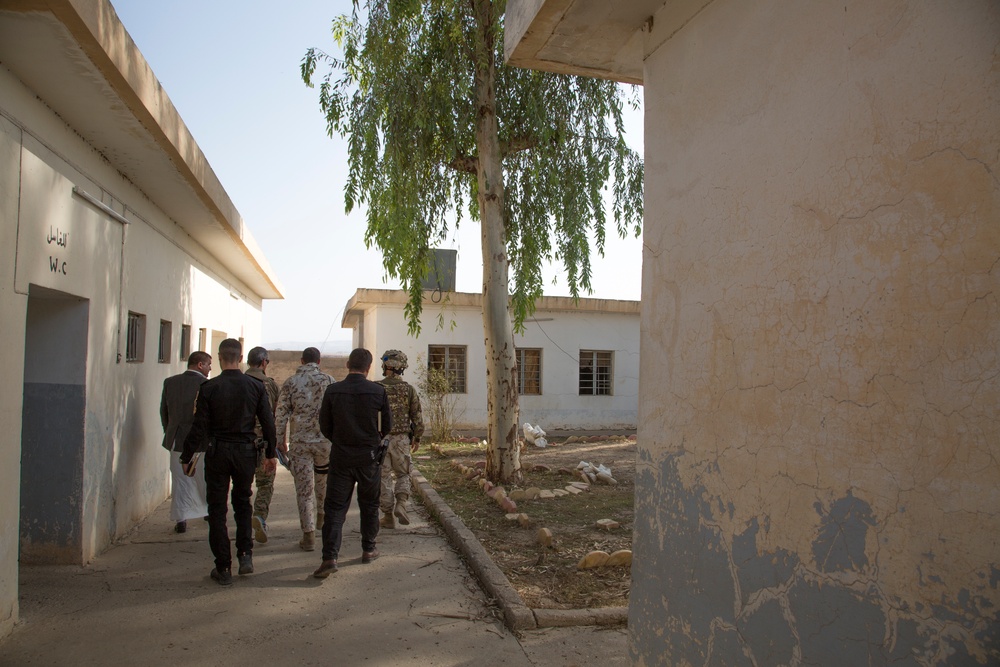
[158,320,172,363]
[180,324,191,361]
[516,348,542,395]
[579,350,613,395]
[126,312,145,363]
[427,345,467,393]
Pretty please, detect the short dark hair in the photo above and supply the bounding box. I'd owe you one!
[247,346,269,367]
[302,347,321,364]
[347,348,373,372]
[218,338,242,364]
[187,351,211,368]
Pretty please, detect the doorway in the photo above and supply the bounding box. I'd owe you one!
[20,285,89,564]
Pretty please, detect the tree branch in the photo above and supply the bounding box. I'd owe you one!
[501,136,539,158]
[448,154,478,174]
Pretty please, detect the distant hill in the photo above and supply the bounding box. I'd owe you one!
[267,351,350,385]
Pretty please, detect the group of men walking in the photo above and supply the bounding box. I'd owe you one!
[159,340,423,586]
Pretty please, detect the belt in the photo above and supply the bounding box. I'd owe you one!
[214,439,255,448]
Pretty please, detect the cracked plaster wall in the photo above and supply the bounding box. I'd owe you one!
[631,1,999,665]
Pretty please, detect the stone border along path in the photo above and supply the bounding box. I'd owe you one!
[410,467,629,631]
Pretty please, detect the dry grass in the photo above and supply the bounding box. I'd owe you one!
[417,438,635,609]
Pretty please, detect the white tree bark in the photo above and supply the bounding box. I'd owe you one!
[474,0,520,484]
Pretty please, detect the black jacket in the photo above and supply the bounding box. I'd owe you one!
[181,369,277,462]
[319,373,391,468]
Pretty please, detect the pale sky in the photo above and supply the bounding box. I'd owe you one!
[111,0,644,350]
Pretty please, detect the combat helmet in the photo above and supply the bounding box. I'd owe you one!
[381,349,408,373]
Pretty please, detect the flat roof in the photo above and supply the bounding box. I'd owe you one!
[0,0,283,299]
[342,288,640,329]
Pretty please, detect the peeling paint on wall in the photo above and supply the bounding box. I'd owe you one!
[631,452,1000,666]
[630,0,999,664]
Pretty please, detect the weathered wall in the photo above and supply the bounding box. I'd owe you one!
[1,58,268,632]
[0,105,26,640]
[631,1,1000,665]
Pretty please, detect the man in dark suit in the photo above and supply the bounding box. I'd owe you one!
[160,351,212,533]
[313,348,391,578]
[181,339,276,586]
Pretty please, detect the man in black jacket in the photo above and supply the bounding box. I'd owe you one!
[181,339,276,586]
[314,348,391,578]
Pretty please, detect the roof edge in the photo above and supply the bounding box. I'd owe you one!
[31,0,284,299]
[342,288,640,328]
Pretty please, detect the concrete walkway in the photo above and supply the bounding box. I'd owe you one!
[1,468,628,666]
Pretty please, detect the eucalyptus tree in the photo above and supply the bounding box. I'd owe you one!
[302,0,643,483]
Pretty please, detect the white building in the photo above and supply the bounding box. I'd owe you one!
[0,0,282,636]
[342,289,639,432]
[508,1,1000,664]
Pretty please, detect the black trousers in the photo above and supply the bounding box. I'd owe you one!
[321,463,381,561]
[204,440,257,570]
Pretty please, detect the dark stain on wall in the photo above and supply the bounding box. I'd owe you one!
[733,517,799,604]
[787,579,887,664]
[738,599,796,665]
[629,450,1000,666]
[812,491,875,573]
[629,449,735,663]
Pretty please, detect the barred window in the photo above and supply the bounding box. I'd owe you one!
[516,348,542,395]
[126,312,146,363]
[158,320,172,363]
[427,345,467,393]
[579,350,613,396]
[180,324,191,361]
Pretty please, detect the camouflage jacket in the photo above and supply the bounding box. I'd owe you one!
[275,363,334,444]
[245,367,279,440]
[377,375,424,439]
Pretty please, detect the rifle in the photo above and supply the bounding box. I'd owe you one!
[373,411,390,465]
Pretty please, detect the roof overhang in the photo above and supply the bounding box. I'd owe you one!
[504,0,669,84]
[0,0,283,300]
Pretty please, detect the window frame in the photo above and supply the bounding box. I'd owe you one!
[516,347,542,395]
[126,311,146,363]
[579,349,613,396]
[427,345,468,394]
[157,320,172,363]
[180,324,191,362]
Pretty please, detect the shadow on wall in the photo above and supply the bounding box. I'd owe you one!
[106,249,196,546]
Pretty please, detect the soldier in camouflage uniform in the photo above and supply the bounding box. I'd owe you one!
[246,347,280,544]
[274,347,335,551]
[376,349,424,529]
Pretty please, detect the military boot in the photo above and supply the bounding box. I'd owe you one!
[316,511,325,531]
[300,531,315,551]
[393,495,410,526]
[380,511,395,529]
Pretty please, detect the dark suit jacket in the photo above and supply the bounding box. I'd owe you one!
[160,370,207,452]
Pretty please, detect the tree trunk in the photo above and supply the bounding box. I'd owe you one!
[473,0,520,485]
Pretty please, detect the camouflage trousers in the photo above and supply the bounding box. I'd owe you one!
[380,433,413,513]
[289,440,330,532]
[252,451,275,520]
